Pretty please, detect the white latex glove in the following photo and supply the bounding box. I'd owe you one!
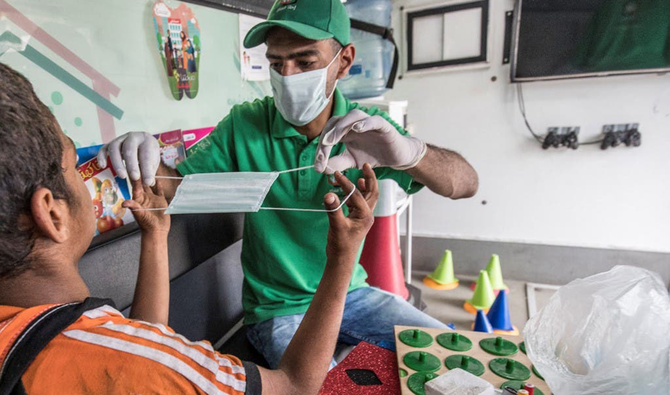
[314,109,427,174]
[97,132,161,186]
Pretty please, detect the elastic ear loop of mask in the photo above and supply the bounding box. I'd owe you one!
[137,165,353,213]
[259,186,354,213]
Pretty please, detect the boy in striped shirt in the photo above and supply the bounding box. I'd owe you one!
[0,62,378,394]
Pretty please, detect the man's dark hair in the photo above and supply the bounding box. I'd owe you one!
[0,63,71,278]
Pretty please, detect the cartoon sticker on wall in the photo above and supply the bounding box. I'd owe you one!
[152,1,201,100]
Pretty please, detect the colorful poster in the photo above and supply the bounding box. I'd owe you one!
[238,14,271,81]
[152,1,201,100]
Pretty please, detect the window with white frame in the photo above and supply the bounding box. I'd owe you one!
[406,0,489,71]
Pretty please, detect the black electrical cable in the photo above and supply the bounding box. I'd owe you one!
[516,84,604,146]
[516,84,545,143]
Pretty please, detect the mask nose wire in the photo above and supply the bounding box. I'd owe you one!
[154,164,335,178]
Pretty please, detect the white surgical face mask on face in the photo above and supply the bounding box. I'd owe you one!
[271,49,342,127]
[148,165,354,214]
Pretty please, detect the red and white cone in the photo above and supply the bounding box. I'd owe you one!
[358,179,409,300]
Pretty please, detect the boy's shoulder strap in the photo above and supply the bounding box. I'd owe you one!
[0,297,113,395]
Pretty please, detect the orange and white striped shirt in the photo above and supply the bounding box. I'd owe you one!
[0,303,261,394]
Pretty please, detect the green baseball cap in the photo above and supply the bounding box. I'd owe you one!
[243,0,350,49]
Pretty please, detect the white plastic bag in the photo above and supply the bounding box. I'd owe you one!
[524,265,670,395]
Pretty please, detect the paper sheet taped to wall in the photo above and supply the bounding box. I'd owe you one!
[238,14,270,81]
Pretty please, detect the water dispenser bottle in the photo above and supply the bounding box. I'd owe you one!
[340,0,394,100]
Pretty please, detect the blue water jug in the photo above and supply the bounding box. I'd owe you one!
[340,0,394,100]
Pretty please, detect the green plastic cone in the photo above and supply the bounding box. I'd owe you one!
[486,254,508,291]
[428,250,458,284]
[467,270,496,310]
[424,250,459,290]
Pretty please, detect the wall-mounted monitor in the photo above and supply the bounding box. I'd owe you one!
[511,0,670,82]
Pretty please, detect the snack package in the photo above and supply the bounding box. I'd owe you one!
[77,157,135,236]
[76,144,104,164]
[76,144,131,200]
[154,129,186,169]
[183,126,214,151]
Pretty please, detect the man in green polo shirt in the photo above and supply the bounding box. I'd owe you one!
[99,0,478,368]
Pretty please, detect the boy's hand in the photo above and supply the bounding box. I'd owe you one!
[324,163,379,262]
[123,179,170,234]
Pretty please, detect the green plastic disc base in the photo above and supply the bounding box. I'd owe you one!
[436,333,473,352]
[532,365,545,381]
[407,372,439,395]
[500,381,545,395]
[399,329,434,348]
[519,341,526,354]
[445,355,485,376]
[489,358,531,381]
[404,351,441,373]
[480,337,519,356]
[399,368,408,377]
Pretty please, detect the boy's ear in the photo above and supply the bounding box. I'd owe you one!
[30,188,69,244]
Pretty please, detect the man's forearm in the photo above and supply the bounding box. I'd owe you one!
[407,144,478,199]
[259,255,356,394]
[129,231,170,324]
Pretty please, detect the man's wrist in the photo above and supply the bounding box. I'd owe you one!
[392,138,428,171]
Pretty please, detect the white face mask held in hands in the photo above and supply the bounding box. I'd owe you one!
[162,171,280,214]
[138,165,354,214]
[271,49,342,127]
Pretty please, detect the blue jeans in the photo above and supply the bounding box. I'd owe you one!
[246,287,447,369]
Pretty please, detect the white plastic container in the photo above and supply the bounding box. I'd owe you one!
[340,0,394,100]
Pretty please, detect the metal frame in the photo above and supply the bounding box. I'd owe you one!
[510,0,670,82]
[213,318,245,350]
[502,10,514,65]
[405,0,490,72]
[397,196,413,284]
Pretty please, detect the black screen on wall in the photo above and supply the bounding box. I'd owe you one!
[512,0,670,81]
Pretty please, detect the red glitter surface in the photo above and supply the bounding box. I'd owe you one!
[319,342,401,395]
